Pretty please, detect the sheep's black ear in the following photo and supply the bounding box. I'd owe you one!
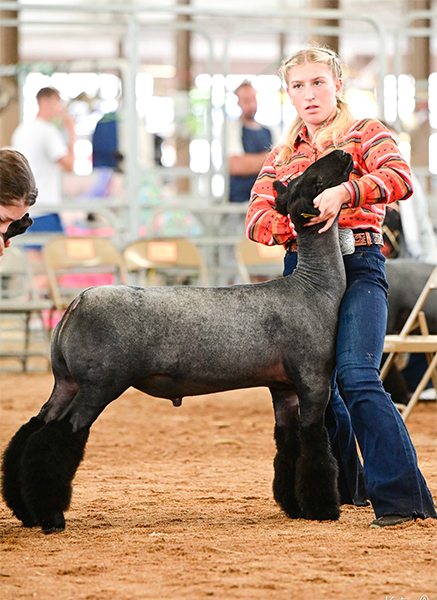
[273,180,287,196]
[273,180,290,216]
[274,194,288,216]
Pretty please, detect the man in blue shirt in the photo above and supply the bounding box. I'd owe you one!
[221,82,276,283]
[227,82,273,203]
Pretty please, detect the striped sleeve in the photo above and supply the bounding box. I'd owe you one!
[245,149,297,246]
[342,120,413,208]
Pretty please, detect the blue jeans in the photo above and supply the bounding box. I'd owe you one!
[284,245,436,519]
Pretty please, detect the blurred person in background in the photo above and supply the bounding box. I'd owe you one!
[380,124,436,264]
[12,87,76,241]
[223,82,279,283]
[227,81,276,203]
[398,172,437,263]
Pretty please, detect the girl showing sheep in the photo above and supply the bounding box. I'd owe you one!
[246,44,436,528]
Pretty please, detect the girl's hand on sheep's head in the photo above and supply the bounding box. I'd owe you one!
[305,184,351,233]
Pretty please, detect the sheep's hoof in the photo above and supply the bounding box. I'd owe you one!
[302,506,341,521]
[19,514,39,528]
[13,506,39,528]
[41,511,65,534]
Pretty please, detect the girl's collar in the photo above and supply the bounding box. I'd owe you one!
[294,111,339,147]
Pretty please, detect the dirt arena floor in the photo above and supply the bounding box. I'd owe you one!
[1,372,436,600]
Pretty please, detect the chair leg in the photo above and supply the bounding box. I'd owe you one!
[425,352,437,390]
[380,352,396,381]
[47,307,55,335]
[38,310,52,370]
[399,353,437,421]
[23,312,31,372]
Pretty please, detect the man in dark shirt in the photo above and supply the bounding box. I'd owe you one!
[222,82,276,283]
[228,82,273,203]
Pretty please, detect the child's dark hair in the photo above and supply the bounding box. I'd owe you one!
[0,149,38,206]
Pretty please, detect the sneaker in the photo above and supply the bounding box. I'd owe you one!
[370,515,413,528]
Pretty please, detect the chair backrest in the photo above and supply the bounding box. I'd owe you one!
[43,236,127,310]
[398,265,437,338]
[0,246,39,301]
[236,238,285,284]
[123,238,209,286]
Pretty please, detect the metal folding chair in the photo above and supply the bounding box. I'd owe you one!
[235,237,285,284]
[0,246,53,371]
[123,238,209,287]
[381,266,437,421]
[43,236,127,311]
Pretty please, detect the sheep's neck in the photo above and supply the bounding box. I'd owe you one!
[293,223,346,296]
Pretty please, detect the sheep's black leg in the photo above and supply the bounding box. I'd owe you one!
[296,394,340,521]
[20,419,89,533]
[18,382,128,533]
[271,389,302,519]
[1,417,45,527]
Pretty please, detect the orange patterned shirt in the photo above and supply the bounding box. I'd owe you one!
[245,118,413,246]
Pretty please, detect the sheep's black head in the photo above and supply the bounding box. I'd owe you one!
[2,213,33,242]
[273,149,353,229]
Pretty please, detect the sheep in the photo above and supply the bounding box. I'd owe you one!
[1,150,354,533]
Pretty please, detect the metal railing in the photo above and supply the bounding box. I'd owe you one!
[1,2,435,276]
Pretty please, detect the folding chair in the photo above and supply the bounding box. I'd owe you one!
[381,265,437,421]
[0,246,53,371]
[236,237,285,284]
[123,238,209,287]
[43,236,127,312]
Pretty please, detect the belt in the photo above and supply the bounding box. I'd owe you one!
[287,231,383,253]
[353,231,384,246]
